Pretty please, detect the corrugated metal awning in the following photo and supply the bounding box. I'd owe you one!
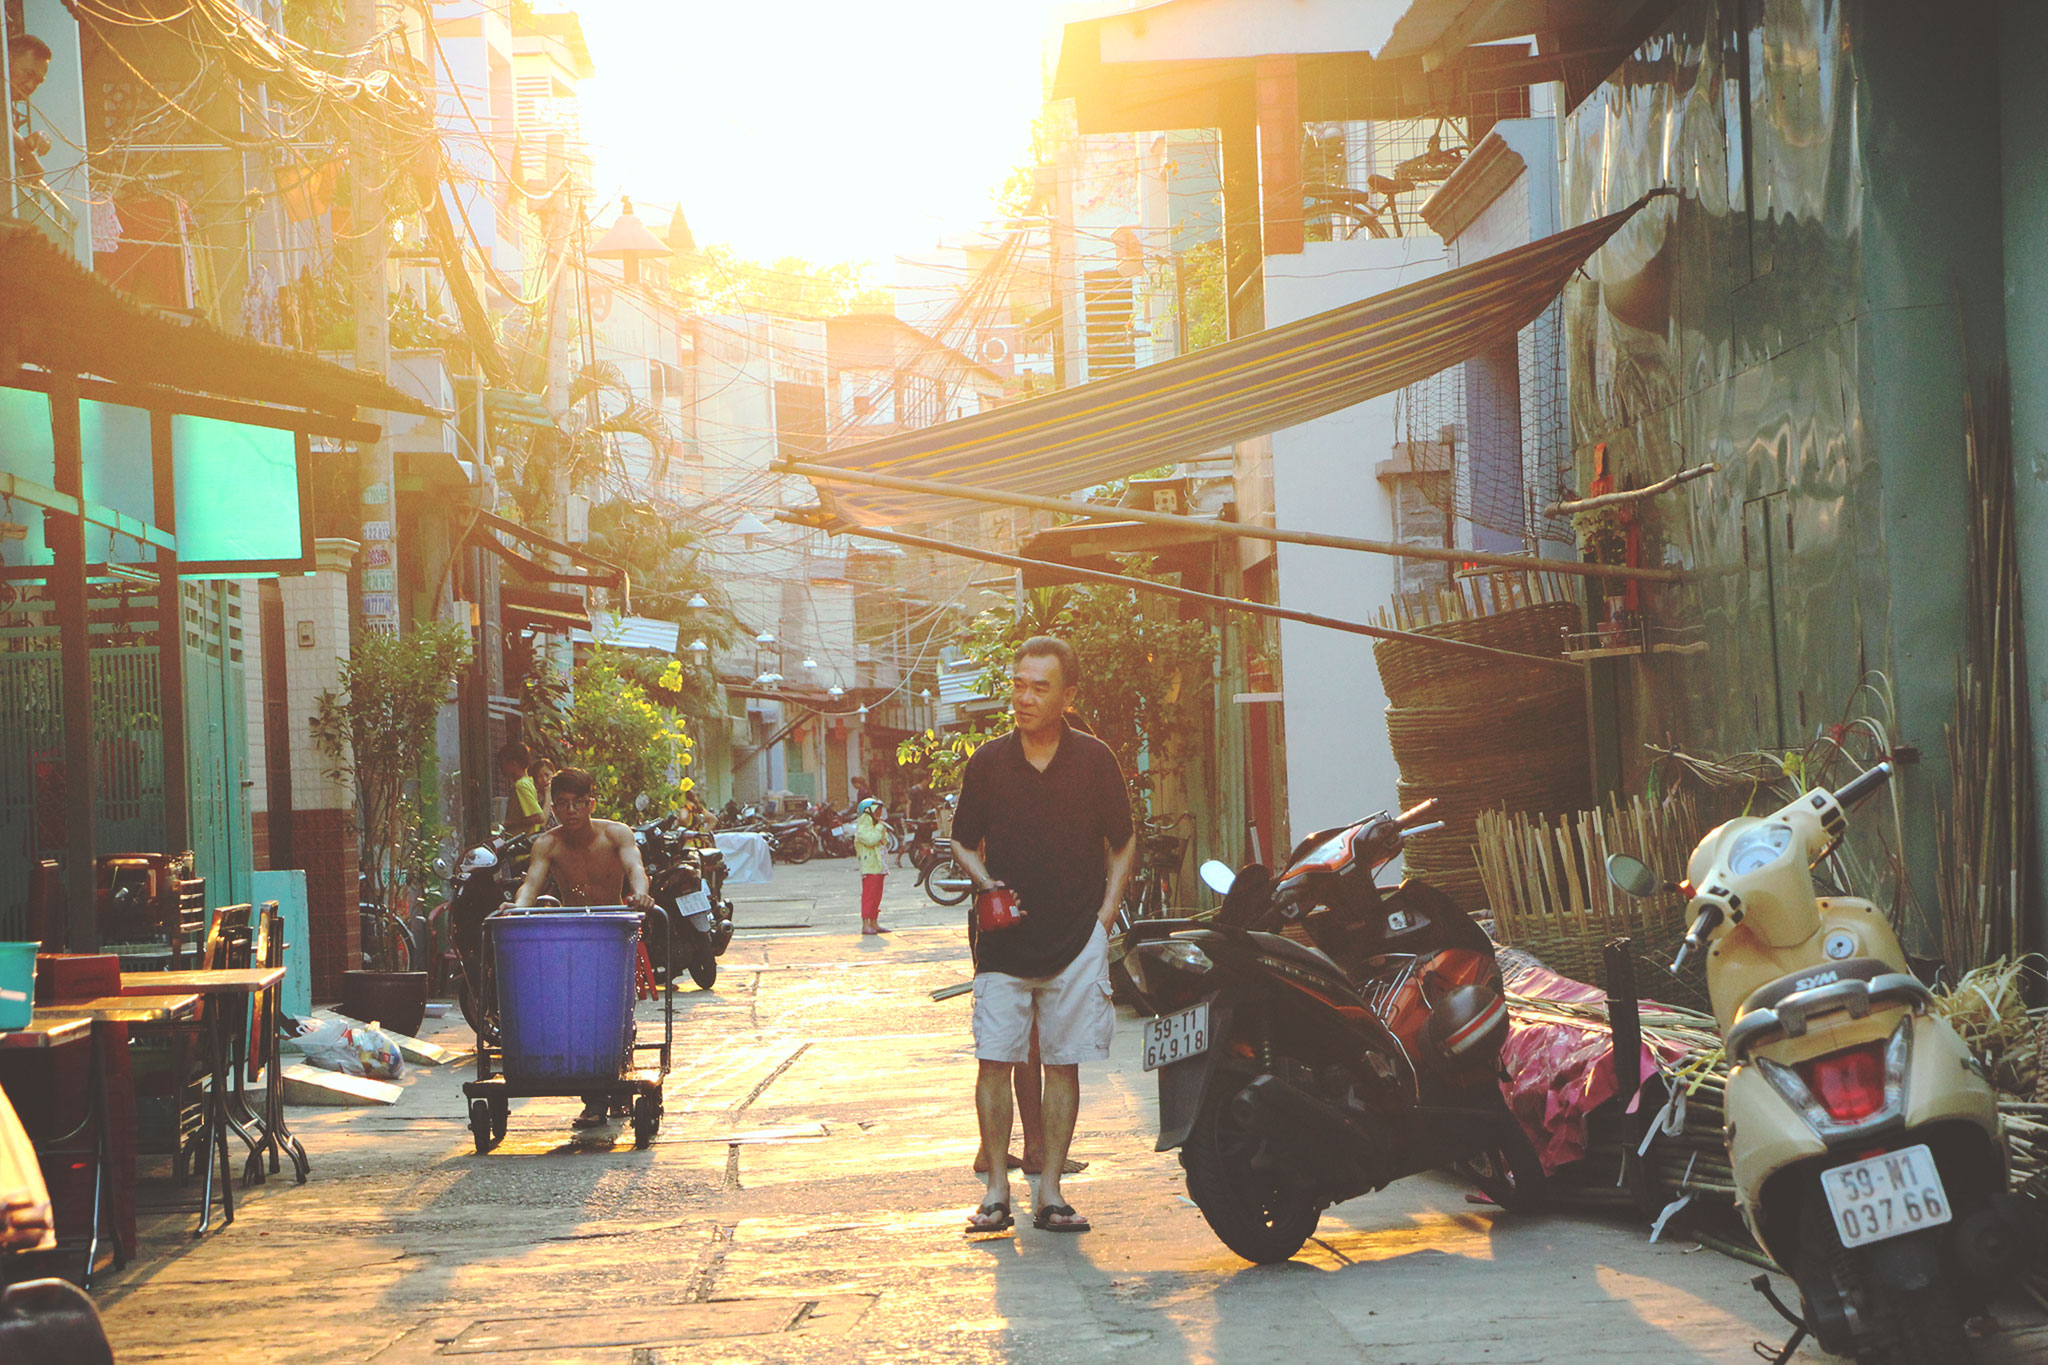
[800,193,1662,527]
[575,611,681,654]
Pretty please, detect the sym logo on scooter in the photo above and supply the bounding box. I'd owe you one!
[1793,969,1839,991]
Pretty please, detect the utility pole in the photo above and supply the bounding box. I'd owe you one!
[347,0,399,635]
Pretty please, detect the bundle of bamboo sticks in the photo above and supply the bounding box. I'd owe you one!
[1938,366,2032,972]
[1476,792,1705,997]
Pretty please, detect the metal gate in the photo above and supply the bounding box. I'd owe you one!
[181,583,251,910]
[0,645,167,936]
[0,581,252,936]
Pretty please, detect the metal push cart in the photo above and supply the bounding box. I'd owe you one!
[462,903,677,1151]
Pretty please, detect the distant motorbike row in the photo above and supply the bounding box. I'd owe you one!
[716,796,976,907]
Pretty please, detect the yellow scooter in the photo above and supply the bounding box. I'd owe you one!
[1608,762,2033,1363]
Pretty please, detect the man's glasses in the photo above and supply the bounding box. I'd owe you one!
[551,795,595,811]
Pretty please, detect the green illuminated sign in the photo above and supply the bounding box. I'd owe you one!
[170,415,309,572]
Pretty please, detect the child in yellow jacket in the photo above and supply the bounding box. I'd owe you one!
[855,798,890,934]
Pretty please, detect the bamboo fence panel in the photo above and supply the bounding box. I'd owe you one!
[1477,791,1709,1009]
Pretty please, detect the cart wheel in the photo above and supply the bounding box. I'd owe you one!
[632,1093,658,1148]
[489,1097,508,1141]
[469,1098,494,1154]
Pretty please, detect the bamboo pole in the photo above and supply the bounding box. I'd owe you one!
[1544,463,1719,516]
[779,460,1688,584]
[777,514,1587,673]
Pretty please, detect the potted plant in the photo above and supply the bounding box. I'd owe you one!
[313,621,472,1036]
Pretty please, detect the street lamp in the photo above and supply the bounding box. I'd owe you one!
[755,631,775,645]
[589,196,669,285]
[687,593,709,609]
[688,638,708,655]
[801,656,819,670]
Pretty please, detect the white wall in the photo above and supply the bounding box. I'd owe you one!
[1266,235,1445,840]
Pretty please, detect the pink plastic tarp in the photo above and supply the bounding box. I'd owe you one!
[1497,957,1696,1174]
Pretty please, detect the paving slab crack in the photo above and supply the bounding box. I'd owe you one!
[684,1223,734,1303]
[730,1041,810,1120]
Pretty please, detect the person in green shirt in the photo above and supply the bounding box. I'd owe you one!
[499,742,545,835]
[855,798,890,934]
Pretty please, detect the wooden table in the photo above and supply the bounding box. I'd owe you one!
[117,967,301,1227]
[118,968,284,999]
[0,1016,93,1050]
[39,994,200,1026]
[0,1010,162,1283]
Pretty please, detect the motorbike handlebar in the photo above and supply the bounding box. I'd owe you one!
[1402,820,1446,839]
[1669,904,1725,974]
[1394,798,1440,829]
[1832,761,1895,810]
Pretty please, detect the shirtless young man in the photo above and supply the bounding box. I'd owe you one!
[513,766,658,1127]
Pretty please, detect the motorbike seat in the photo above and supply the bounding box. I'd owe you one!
[1733,956,1897,1023]
[1247,929,1345,976]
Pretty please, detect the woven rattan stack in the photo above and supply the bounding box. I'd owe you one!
[1372,573,1590,911]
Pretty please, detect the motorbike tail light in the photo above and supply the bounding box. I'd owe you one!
[1797,1043,1889,1123]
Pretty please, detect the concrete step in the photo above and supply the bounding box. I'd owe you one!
[279,1062,402,1106]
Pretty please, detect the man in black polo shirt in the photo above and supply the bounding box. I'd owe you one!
[952,635,1135,1234]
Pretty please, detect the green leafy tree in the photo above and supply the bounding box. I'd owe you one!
[526,647,695,816]
[311,622,474,911]
[960,564,1215,812]
[1154,238,1227,354]
[896,724,1007,795]
[672,247,892,317]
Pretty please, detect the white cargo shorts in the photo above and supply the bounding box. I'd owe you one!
[972,921,1116,1065]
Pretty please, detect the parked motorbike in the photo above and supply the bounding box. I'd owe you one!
[1608,761,2037,1363]
[902,815,939,874]
[768,813,818,863]
[811,802,856,859]
[1124,797,1542,1264]
[635,815,736,990]
[438,831,534,1043]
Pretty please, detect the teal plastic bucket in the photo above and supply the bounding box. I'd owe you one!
[0,943,39,1030]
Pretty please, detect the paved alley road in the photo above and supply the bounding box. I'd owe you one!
[95,857,2048,1363]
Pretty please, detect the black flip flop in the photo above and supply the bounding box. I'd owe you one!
[966,1201,1014,1234]
[1033,1203,1091,1233]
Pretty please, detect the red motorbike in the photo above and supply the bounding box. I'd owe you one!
[1124,798,1542,1263]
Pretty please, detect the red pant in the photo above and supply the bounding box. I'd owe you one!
[860,873,884,921]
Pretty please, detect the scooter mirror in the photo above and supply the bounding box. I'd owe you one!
[1199,859,1237,896]
[1605,854,1662,899]
[636,792,651,812]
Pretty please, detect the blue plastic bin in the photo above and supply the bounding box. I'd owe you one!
[486,908,641,1084]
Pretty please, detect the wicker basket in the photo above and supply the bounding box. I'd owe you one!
[1375,601,1579,709]
[1374,594,1589,913]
